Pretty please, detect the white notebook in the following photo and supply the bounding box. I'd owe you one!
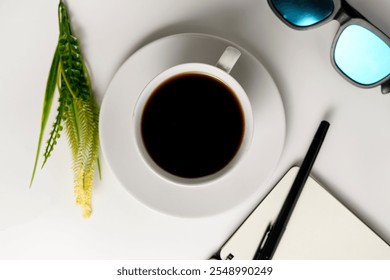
[219,167,390,259]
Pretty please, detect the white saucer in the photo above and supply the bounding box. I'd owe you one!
[100,33,286,217]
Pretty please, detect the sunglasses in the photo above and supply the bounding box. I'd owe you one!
[268,0,390,94]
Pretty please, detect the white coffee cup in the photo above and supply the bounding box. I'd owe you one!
[133,46,253,185]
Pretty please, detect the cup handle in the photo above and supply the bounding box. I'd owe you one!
[216,46,241,74]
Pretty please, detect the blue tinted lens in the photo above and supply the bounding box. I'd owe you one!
[334,25,390,85]
[271,0,334,27]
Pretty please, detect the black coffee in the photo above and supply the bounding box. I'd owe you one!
[141,73,244,178]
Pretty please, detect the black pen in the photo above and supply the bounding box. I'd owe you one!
[254,120,330,260]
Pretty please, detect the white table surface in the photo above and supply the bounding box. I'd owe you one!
[1,0,390,259]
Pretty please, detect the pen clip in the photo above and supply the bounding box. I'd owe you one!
[253,223,273,259]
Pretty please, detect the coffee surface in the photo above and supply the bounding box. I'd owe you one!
[141,73,244,178]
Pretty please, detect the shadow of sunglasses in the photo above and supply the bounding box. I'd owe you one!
[268,0,390,94]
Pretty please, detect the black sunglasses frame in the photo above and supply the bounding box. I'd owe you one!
[268,0,390,94]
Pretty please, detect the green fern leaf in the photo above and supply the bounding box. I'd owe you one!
[30,46,60,186]
[60,74,80,161]
[57,0,100,217]
[41,98,64,168]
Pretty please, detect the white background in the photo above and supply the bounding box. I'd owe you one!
[1,0,390,259]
